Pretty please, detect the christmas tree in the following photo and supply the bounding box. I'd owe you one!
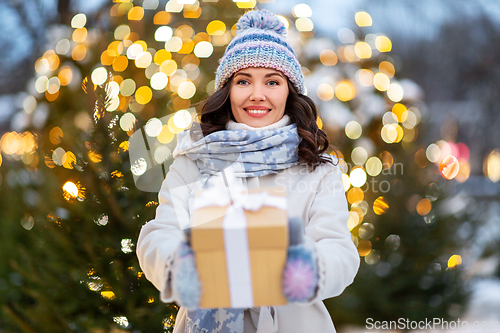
[0,0,472,331]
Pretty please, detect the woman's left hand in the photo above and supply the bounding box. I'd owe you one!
[282,217,319,303]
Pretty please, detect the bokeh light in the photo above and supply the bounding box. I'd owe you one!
[373,72,390,91]
[351,147,368,165]
[91,67,108,85]
[416,198,432,216]
[347,187,364,204]
[293,4,312,17]
[135,52,153,68]
[173,109,193,129]
[194,41,213,58]
[131,158,148,176]
[316,83,334,101]
[342,173,351,192]
[155,26,173,42]
[120,113,136,132]
[455,160,470,183]
[379,61,395,78]
[345,121,362,140]
[356,69,374,87]
[354,42,372,59]
[135,86,152,105]
[49,127,63,144]
[206,20,226,36]
[160,59,178,76]
[382,112,398,125]
[128,6,145,20]
[1,132,20,155]
[387,83,404,102]
[115,25,131,40]
[120,78,136,96]
[440,155,459,180]
[154,146,172,164]
[319,50,337,66]
[381,124,398,143]
[165,37,183,52]
[355,11,372,27]
[72,28,87,43]
[127,43,145,60]
[426,143,441,163]
[346,211,360,230]
[383,235,400,252]
[56,39,71,55]
[359,223,375,240]
[151,72,168,90]
[375,35,392,52]
[177,81,196,99]
[295,17,314,32]
[392,103,407,122]
[63,181,79,200]
[35,58,49,74]
[236,0,256,9]
[72,45,87,61]
[113,55,128,72]
[448,255,462,269]
[350,167,367,187]
[366,157,382,176]
[484,149,500,183]
[335,81,356,102]
[337,28,355,44]
[71,13,87,28]
[145,118,163,137]
[365,250,380,265]
[35,76,49,93]
[157,125,174,144]
[166,0,183,12]
[358,240,372,257]
[154,50,172,65]
[47,77,61,94]
[373,196,389,215]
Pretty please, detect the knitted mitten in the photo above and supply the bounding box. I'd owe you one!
[282,217,319,302]
[172,236,202,310]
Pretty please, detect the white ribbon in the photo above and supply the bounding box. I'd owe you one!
[193,186,286,212]
[193,185,286,308]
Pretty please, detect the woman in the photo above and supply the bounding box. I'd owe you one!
[136,9,360,333]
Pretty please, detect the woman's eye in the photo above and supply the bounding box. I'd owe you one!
[236,80,249,85]
[267,81,279,86]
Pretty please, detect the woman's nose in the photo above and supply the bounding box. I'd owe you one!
[249,84,266,101]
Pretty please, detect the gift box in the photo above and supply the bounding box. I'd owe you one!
[190,186,289,309]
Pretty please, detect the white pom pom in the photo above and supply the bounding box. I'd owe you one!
[236,9,286,36]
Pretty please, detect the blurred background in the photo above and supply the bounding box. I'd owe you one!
[1,0,500,332]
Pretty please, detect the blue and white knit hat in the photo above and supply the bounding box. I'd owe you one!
[214,9,306,95]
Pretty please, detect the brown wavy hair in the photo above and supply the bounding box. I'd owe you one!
[191,75,338,171]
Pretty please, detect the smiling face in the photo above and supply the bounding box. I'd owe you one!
[229,67,289,128]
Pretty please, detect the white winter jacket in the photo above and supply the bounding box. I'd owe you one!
[136,121,360,333]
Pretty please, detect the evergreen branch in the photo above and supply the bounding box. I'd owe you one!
[2,304,36,333]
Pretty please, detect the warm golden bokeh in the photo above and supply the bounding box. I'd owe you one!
[373,196,389,215]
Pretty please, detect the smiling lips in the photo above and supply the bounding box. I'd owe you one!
[244,106,271,118]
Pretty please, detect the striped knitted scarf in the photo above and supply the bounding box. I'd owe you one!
[172,122,301,179]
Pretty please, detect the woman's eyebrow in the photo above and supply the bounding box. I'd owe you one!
[234,72,252,78]
[264,72,285,79]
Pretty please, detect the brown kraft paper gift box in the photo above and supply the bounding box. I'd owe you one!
[190,187,289,309]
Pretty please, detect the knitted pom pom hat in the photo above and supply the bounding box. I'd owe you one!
[215,9,306,95]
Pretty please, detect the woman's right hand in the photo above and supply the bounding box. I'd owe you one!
[172,238,202,310]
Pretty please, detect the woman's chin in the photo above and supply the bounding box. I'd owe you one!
[241,119,274,128]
